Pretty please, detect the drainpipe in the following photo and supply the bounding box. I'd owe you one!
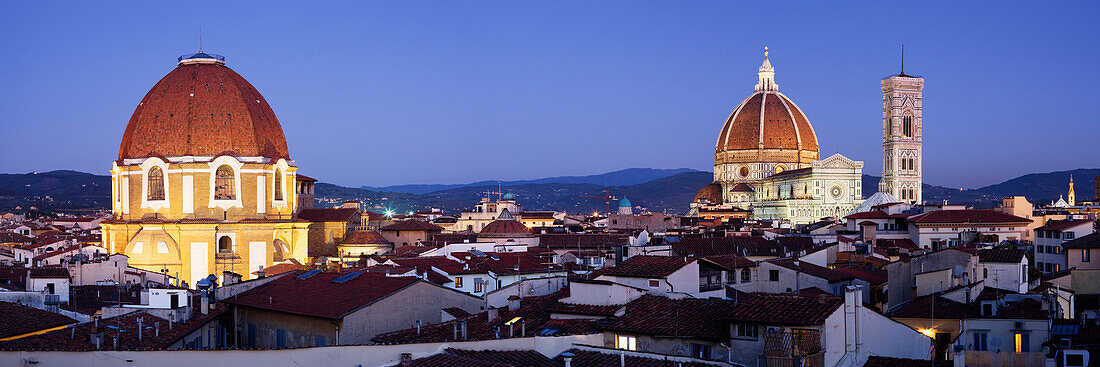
[721,343,732,363]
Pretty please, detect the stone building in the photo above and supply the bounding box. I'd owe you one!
[100,52,310,288]
[693,48,864,224]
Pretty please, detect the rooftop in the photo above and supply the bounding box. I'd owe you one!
[223,270,421,320]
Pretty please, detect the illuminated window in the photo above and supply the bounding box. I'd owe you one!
[215,165,235,200]
[147,167,165,200]
[1015,333,1029,353]
[454,277,463,288]
[648,279,660,288]
[274,168,283,201]
[615,335,637,351]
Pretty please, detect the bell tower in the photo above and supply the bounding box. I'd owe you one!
[879,49,924,203]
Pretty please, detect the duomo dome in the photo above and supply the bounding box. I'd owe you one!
[714,49,819,183]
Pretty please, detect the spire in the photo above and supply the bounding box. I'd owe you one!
[900,44,904,75]
[755,46,778,92]
[1069,175,1076,206]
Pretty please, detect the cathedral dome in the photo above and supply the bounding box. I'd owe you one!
[714,49,818,166]
[716,92,818,153]
[118,53,290,160]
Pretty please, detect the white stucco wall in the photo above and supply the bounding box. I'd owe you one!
[0,334,603,367]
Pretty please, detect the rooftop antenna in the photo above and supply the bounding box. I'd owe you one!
[199,26,203,52]
[900,44,905,75]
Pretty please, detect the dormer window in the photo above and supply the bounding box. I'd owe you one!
[147,167,165,201]
[215,165,235,200]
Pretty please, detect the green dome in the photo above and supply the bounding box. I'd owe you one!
[502,192,516,201]
[619,197,631,208]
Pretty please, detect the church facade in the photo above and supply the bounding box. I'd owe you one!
[692,49,894,225]
[100,52,310,288]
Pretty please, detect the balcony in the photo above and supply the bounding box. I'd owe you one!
[699,281,724,292]
[763,330,824,367]
[214,252,242,265]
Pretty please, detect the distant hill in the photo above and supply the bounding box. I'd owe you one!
[1,168,1095,214]
[0,170,110,212]
[360,168,701,194]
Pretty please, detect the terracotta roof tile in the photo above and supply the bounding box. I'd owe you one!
[0,304,227,351]
[766,258,853,283]
[597,256,692,278]
[340,230,391,245]
[1063,233,1100,250]
[977,248,1026,263]
[1035,219,1094,231]
[380,220,443,232]
[908,209,1030,225]
[0,302,77,339]
[296,208,358,222]
[118,63,290,160]
[223,270,420,319]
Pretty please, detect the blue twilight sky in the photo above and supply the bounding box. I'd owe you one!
[1,1,1097,188]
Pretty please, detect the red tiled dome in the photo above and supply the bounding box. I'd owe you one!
[118,56,290,160]
[480,219,529,235]
[715,91,818,154]
[694,183,723,203]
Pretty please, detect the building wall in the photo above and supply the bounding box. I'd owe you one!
[26,277,69,303]
[340,281,484,344]
[102,221,309,288]
[911,224,1028,249]
[748,262,829,294]
[602,332,725,361]
[237,306,337,348]
[0,334,604,367]
[884,249,977,310]
[980,260,1028,293]
[962,318,1049,367]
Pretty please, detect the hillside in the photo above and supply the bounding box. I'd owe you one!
[360,168,700,194]
[1,168,1095,214]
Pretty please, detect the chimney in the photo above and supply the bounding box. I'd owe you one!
[201,294,210,315]
[562,352,574,367]
[137,317,143,341]
[90,327,103,349]
[487,307,499,321]
[461,321,467,340]
[399,353,412,366]
[155,321,160,338]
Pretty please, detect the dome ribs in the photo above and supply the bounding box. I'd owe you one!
[118,63,290,160]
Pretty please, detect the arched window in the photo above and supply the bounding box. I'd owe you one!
[274,168,283,201]
[903,115,913,138]
[218,236,233,253]
[215,165,235,200]
[147,167,165,200]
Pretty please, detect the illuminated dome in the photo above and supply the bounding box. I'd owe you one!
[714,49,818,169]
[694,183,723,203]
[118,52,290,160]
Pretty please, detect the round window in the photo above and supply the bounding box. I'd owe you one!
[829,185,844,200]
[775,165,785,174]
[739,166,750,178]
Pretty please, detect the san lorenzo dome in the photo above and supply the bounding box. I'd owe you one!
[118,52,290,160]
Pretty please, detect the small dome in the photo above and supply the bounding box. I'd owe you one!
[618,197,632,208]
[694,183,723,204]
[118,52,290,160]
[480,219,529,235]
[502,193,516,201]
